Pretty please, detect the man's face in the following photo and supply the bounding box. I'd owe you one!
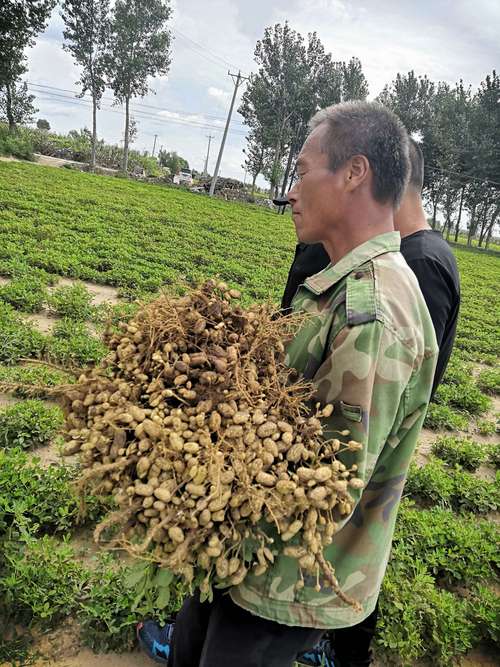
[287,124,346,243]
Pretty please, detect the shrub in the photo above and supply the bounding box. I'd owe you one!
[424,403,469,431]
[0,278,48,313]
[0,126,34,161]
[0,535,87,625]
[0,364,73,398]
[432,435,486,471]
[0,448,80,534]
[0,303,46,365]
[47,319,107,366]
[406,459,500,514]
[477,367,500,395]
[0,399,63,450]
[47,283,95,321]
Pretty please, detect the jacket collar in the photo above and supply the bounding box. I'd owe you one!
[304,231,401,295]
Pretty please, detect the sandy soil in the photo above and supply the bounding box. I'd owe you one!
[52,278,120,306]
[25,310,60,334]
[0,392,17,408]
[414,427,436,466]
[28,440,65,467]
[0,275,120,309]
[31,650,147,667]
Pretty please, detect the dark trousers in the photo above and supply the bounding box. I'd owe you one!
[329,602,379,667]
[169,589,324,667]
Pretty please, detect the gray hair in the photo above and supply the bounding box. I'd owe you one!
[309,101,410,207]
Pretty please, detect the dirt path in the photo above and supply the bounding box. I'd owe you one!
[35,651,147,667]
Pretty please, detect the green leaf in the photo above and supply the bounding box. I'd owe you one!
[124,561,149,588]
[154,568,174,588]
[155,586,171,609]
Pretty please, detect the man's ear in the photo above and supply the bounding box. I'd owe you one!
[345,155,370,192]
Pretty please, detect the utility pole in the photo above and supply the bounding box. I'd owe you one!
[152,134,158,157]
[203,134,214,177]
[209,70,248,197]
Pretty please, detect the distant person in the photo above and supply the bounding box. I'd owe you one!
[295,139,461,667]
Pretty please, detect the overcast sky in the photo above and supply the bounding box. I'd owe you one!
[25,0,498,181]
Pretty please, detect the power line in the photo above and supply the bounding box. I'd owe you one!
[426,164,500,188]
[172,29,248,77]
[27,81,246,127]
[33,89,249,136]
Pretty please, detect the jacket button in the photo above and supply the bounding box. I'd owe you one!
[355,271,364,279]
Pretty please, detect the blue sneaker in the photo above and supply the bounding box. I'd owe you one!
[137,620,175,664]
[297,637,335,667]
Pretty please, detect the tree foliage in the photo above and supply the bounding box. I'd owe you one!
[158,150,189,174]
[0,0,56,131]
[239,22,368,197]
[106,0,172,173]
[379,69,500,246]
[60,0,110,169]
[0,80,37,128]
[36,118,50,131]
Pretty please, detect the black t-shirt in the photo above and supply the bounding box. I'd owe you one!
[281,230,460,397]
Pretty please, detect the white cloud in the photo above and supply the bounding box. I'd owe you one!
[208,86,230,101]
[23,0,498,183]
[158,109,226,127]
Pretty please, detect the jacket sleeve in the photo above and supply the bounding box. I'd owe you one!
[313,319,416,516]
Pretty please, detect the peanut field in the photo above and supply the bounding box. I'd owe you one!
[0,161,498,666]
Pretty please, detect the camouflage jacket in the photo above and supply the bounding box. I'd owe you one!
[231,231,438,629]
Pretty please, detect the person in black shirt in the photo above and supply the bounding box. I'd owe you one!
[291,139,460,667]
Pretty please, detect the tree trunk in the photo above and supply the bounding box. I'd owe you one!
[90,96,97,171]
[5,82,16,133]
[287,164,297,193]
[122,96,130,173]
[484,205,499,250]
[251,172,258,198]
[478,200,490,247]
[431,199,438,229]
[454,185,465,242]
[445,204,452,240]
[280,146,295,198]
[467,211,475,246]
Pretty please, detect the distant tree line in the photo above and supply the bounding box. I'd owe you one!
[0,0,172,172]
[0,4,498,243]
[378,70,500,248]
[238,22,369,198]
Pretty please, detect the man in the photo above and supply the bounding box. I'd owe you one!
[293,142,460,667]
[138,101,438,667]
[282,139,460,398]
